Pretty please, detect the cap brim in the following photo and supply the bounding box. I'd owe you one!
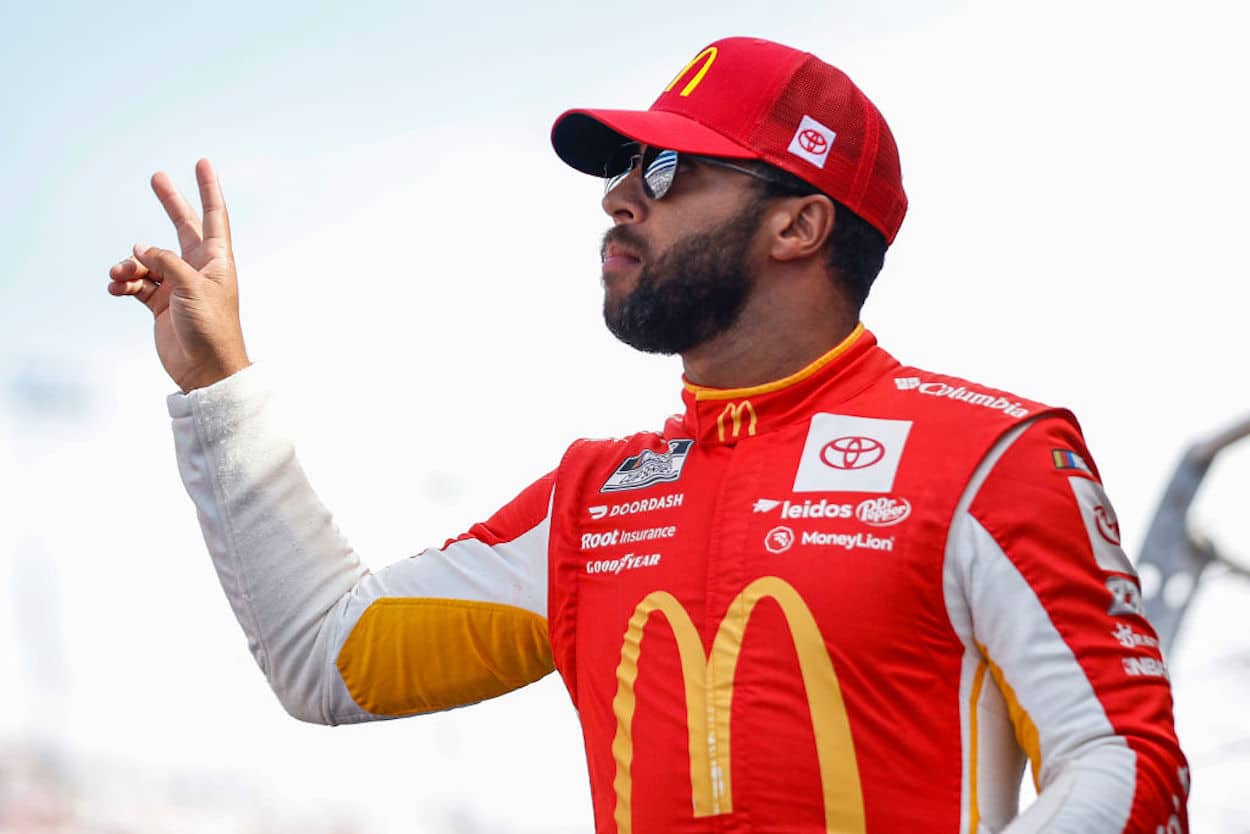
[551,108,758,176]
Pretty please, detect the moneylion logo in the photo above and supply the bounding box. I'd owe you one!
[612,577,865,834]
[764,526,795,554]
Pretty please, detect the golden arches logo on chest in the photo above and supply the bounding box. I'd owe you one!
[716,400,757,442]
[664,46,718,97]
[610,576,866,834]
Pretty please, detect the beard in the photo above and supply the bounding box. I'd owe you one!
[601,199,766,355]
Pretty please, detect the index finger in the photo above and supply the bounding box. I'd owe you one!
[196,158,231,246]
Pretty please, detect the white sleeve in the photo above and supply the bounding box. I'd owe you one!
[951,511,1136,834]
[944,419,1179,834]
[168,365,553,726]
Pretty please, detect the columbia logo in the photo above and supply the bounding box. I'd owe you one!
[894,377,921,390]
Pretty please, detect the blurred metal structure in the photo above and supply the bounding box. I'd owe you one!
[1138,413,1250,655]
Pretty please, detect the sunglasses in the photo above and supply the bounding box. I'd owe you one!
[602,144,800,200]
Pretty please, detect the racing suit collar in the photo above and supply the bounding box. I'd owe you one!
[681,324,887,446]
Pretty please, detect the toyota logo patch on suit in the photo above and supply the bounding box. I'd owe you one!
[793,414,913,493]
[820,436,885,470]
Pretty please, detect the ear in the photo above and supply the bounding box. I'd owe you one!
[766,194,835,263]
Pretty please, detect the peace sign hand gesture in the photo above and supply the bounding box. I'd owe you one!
[108,159,251,393]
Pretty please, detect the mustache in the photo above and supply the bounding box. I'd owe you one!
[600,225,650,261]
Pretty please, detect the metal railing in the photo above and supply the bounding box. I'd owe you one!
[1138,414,1250,655]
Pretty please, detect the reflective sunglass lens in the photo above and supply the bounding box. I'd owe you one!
[642,150,678,200]
[604,170,630,194]
[603,145,641,195]
[602,147,680,199]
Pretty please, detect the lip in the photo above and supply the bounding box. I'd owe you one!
[602,242,641,262]
[601,242,642,273]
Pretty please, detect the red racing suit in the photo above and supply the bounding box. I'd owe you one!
[169,325,1189,834]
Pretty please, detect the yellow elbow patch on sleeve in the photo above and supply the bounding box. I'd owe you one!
[335,598,554,717]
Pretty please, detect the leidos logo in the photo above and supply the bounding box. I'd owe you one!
[612,578,865,833]
[793,414,912,493]
[754,498,852,520]
[664,46,718,97]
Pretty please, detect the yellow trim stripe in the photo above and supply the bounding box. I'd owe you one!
[977,643,1043,792]
[684,323,866,401]
[968,661,988,834]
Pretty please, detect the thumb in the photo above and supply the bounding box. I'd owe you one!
[132,243,199,288]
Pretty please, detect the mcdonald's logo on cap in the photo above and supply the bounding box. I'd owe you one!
[664,46,718,97]
[716,400,757,442]
[611,576,866,834]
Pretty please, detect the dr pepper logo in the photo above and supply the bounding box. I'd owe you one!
[855,497,911,527]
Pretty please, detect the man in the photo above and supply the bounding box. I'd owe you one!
[108,37,1187,834]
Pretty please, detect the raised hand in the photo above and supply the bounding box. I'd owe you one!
[108,159,251,392]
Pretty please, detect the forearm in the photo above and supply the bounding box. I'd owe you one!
[1000,753,1132,834]
[953,417,1189,833]
[168,366,557,724]
[1004,756,1186,834]
[168,364,369,723]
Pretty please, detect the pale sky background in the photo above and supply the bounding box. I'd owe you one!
[1,0,1248,831]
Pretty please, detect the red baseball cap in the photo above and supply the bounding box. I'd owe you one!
[551,37,907,244]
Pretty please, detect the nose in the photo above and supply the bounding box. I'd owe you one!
[601,168,648,225]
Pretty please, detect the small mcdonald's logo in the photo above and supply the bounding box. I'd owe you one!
[664,46,718,97]
[717,400,757,442]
